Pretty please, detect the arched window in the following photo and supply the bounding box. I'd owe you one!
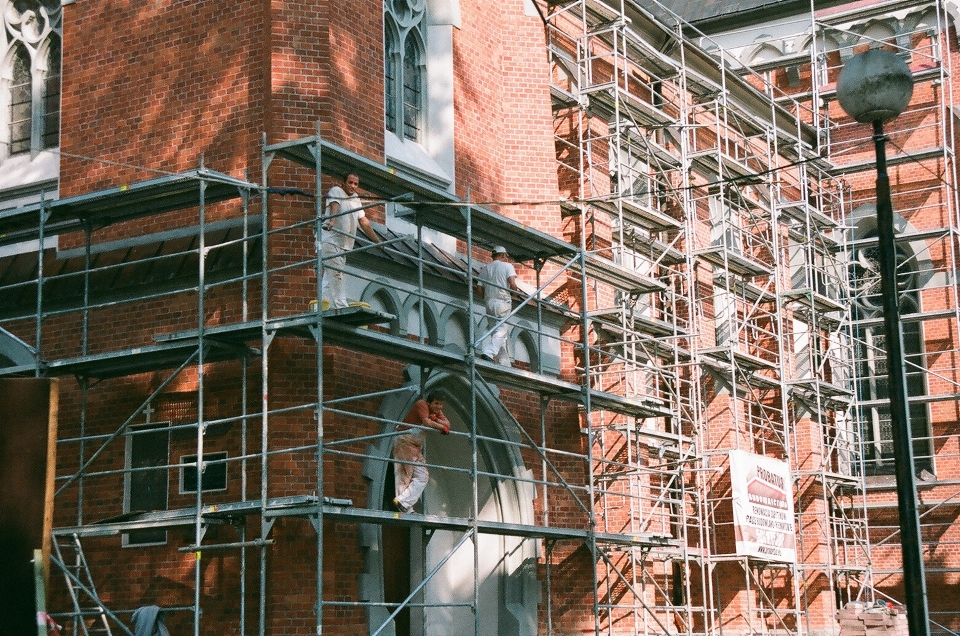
[42,35,59,150]
[384,0,425,143]
[403,298,438,345]
[850,227,932,476]
[1,1,62,160]
[9,45,31,155]
[384,26,399,134]
[401,34,423,140]
[381,0,457,187]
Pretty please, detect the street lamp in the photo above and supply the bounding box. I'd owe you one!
[836,49,929,636]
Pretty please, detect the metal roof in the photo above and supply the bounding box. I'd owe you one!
[648,0,841,31]
[265,137,576,262]
[0,215,262,321]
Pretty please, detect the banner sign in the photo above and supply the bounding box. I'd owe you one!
[729,450,797,563]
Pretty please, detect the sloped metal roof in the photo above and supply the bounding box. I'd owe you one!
[649,0,848,32]
[0,215,262,321]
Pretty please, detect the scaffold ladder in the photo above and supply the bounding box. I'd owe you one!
[50,533,122,636]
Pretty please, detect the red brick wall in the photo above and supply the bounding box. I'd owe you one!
[60,1,266,196]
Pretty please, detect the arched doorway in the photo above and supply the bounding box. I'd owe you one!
[360,369,538,636]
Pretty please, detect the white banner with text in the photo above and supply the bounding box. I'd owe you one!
[729,450,797,563]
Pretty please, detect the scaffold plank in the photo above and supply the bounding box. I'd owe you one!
[778,199,839,229]
[690,149,764,182]
[572,253,667,294]
[619,198,684,232]
[695,246,772,278]
[781,289,847,314]
[0,170,256,248]
[828,146,947,176]
[854,308,956,328]
[610,422,693,445]
[581,83,678,129]
[153,311,671,418]
[791,378,854,398]
[589,308,688,339]
[55,494,679,549]
[43,341,251,380]
[699,345,777,371]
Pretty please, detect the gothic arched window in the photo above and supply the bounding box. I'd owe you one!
[384,0,425,143]
[42,35,60,150]
[1,0,62,159]
[384,25,399,134]
[850,228,932,476]
[401,34,423,140]
[8,45,31,155]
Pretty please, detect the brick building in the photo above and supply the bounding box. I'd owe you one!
[0,0,957,635]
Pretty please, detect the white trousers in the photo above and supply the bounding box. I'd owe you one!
[321,242,349,309]
[393,432,428,513]
[482,298,512,365]
[395,463,428,513]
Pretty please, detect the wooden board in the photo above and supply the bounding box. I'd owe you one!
[0,378,58,635]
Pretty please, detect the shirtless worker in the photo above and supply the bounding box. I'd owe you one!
[392,393,451,513]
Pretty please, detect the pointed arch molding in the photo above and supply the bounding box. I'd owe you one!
[945,1,960,38]
[358,367,538,636]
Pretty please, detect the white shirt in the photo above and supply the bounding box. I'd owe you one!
[321,185,364,250]
[478,259,517,303]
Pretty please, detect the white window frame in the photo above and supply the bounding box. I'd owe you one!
[383,0,459,188]
[0,1,60,205]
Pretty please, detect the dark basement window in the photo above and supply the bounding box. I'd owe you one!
[179,452,228,493]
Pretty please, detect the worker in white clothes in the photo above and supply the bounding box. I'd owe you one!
[475,246,521,366]
[320,173,380,309]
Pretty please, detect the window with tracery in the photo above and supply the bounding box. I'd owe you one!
[1,0,61,158]
[9,45,30,154]
[384,0,425,142]
[850,230,932,476]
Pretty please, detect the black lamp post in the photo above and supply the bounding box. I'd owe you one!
[836,49,929,636]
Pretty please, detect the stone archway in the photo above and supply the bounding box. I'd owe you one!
[359,368,538,636]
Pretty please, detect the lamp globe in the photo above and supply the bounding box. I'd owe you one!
[837,48,914,123]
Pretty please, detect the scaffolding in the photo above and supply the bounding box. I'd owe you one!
[0,130,698,635]
[0,0,958,635]
[544,0,886,634]
[702,0,960,630]
[707,0,960,631]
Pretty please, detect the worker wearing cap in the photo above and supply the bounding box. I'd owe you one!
[475,246,520,365]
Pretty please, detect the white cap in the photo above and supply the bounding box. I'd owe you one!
[492,246,508,256]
